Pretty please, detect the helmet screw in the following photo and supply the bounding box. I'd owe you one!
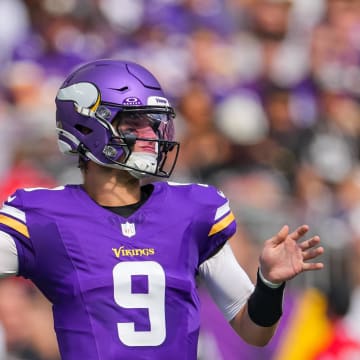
[103,146,117,158]
[96,106,111,120]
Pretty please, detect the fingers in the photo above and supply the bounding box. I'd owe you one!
[302,262,324,271]
[302,238,324,271]
[299,236,321,251]
[302,245,324,261]
[300,236,324,261]
[271,225,289,245]
[272,224,310,246]
[289,224,309,241]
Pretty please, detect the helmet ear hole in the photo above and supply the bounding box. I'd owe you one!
[75,124,93,135]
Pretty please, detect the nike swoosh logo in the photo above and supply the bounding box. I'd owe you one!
[7,195,16,202]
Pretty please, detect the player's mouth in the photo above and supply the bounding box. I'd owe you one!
[138,143,156,151]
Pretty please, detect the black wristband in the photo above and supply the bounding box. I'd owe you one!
[247,269,286,327]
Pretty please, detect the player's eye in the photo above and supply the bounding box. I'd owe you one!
[120,127,137,134]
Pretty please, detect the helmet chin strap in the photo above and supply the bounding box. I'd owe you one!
[125,152,157,179]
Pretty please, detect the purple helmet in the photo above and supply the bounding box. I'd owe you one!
[55,59,179,178]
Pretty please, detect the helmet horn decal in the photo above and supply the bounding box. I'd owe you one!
[56,82,101,117]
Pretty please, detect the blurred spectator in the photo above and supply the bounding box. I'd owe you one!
[174,79,233,180]
[0,0,29,64]
[0,278,60,360]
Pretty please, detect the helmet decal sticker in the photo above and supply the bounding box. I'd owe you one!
[122,97,143,105]
[57,82,101,116]
[147,96,170,107]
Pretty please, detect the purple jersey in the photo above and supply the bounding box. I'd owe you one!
[0,182,236,360]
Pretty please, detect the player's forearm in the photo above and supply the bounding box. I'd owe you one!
[230,304,278,346]
[230,268,285,346]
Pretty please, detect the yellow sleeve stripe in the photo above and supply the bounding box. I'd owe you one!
[208,211,235,236]
[0,214,29,238]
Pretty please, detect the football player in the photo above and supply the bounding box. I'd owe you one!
[0,59,324,359]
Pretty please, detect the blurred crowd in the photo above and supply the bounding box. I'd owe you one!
[1,0,360,359]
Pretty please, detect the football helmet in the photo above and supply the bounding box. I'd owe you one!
[55,59,179,178]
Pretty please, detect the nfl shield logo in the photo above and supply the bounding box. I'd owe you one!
[121,222,136,238]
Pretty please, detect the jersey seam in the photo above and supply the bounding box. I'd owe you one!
[53,209,102,360]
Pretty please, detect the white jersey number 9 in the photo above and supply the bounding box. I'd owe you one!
[113,261,166,346]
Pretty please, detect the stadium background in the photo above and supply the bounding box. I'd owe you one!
[0,0,360,359]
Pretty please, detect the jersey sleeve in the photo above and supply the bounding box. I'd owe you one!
[193,185,237,265]
[0,191,36,278]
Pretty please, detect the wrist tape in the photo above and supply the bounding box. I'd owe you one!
[258,267,284,288]
[247,269,285,327]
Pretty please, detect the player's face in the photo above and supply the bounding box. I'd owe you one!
[115,113,163,154]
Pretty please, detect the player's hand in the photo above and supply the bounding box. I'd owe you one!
[259,225,324,284]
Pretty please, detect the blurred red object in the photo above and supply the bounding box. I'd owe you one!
[0,162,56,203]
[314,320,360,360]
